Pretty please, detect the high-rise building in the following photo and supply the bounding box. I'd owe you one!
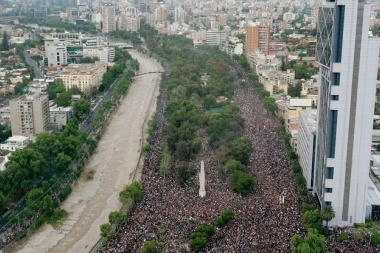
[297,109,317,191]
[246,23,270,55]
[314,0,380,226]
[10,94,50,137]
[101,3,116,34]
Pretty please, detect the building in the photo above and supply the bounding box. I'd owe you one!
[44,33,115,66]
[118,14,140,32]
[56,63,107,93]
[44,38,68,67]
[0,135,30,151]
[314,0,380,226]
[10,94,50,137]
[283,12,296,21]
[246,23,270,55]
[297,109,317,190]
[206,30,227,45]
[101,3,116,34]
[276,98,312,124]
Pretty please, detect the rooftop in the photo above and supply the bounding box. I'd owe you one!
[299,109,317,133]
[6,135,29,142]
[58,63,106,76]
[289,98,312,107]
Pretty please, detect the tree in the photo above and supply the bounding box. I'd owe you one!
[225,159,246,174]
[291,229,327,253]
[54,91,72,107]
[73,99,91,121]
[203,94,216,109]
[0,192,5,215]
[288,82,303,98]
[197,223,215,237]
[159,150,172,177]
[302,209,323,233]
[108,211,126,225]
[100,223,112,239]
[228,138,252,165]
[1,31,9,51]
[190,236,208,252]
[26,188,45,212]
[230,170,256,195]
[321,205,335,233]
[216,210,234,228]
[263,97,277,114]
[0,148,48,199]
[141,240,159,253]
[119,181,143,203]
[281,59,287,71]
[56,153,72,173]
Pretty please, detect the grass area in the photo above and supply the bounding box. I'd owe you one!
[46,208,69,229]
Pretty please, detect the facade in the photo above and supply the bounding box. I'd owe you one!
[101,3,116,34]
[314,0,380,226]
[246,23,270,55]
[0,136,30,151]
[56,63,107,93]
[10,94,50,137]
[44,33,115,66]
[44,38,68,67]
[118,15,140,32]
[298,109,317,190]
[206,30,227,45]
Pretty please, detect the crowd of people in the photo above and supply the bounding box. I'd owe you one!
[102,63,305,252]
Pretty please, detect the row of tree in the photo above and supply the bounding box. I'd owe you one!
[100,182,143,243]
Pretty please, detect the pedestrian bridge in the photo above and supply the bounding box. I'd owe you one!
[134,71,165,77]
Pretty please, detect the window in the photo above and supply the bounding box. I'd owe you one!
[331,95,339,101]
[324,201,332,206]
[335,5,345,63]
[325,188,333,193]
[329,110,338,158]
[326,167,334,179]
[332,73,340,86]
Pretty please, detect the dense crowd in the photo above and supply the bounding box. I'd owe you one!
[101,63,306,252]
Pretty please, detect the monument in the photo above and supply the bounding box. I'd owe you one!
[199,160,206,197]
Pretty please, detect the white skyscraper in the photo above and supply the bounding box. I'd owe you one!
[314,0,380,226]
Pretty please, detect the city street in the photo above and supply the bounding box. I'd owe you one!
[12,50,163,253]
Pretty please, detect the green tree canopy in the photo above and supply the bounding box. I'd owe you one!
[141,240,159,253]
[54,91,72,107]
[108,211,126,225]
[230,170,256,195]
[100,223,113,239]
[228,138,252,165]
[291,229,327,253]
[73,98,91,121]
[0,191,5,215]
[302,209,323,233]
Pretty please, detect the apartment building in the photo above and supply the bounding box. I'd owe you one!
[101,3,116,34]
[10,94,50,137]
[246,23,270,55]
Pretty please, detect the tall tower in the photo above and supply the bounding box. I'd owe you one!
[101,3,116,34]
[314,0,380,226]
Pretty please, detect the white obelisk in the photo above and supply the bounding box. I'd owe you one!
[199,160,206,197]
